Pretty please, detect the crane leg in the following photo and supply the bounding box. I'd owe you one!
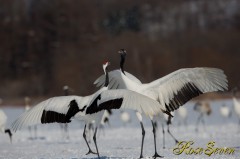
[28,126,32,139]
[93,127,100,159]
[238,119,240,133]
[83,124,97,155]
[184,119,188,128]
[139,122,145,158]
[167,123,178,144]
[201,117,206,131]
[64,123,69,139]
[33,125,37,139]
[151,120,163,158]
[195,114,203,132]
[161,123,165,149]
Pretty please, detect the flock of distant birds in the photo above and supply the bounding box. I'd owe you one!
[0,49,240,158]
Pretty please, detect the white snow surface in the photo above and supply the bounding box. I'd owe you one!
[0,99,240,159]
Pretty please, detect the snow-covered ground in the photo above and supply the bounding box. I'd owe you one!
[0,99,240,159]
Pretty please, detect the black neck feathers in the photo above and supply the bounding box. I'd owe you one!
[120,53,126,75]
[104,67,109,87]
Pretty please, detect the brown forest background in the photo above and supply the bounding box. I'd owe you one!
[0,0,240,104]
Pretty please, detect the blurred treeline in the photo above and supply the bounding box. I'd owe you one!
[0,0,240,102]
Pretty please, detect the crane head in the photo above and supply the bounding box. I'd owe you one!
[118,49,127,56]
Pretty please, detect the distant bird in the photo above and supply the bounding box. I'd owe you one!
[153,112,177,149]
[176,107,188,126]
[98,109,112,136]
[193,101,212,132]
[120,111,131,126]
[232,88,240,132]
[59,85,71,140]
[25,97,31,111]
[11,61,164,159]
[25,96,37,139]
[94,49,228,158]
[0,109,12,143]
[220,103,231,118]
[100,109,112,127]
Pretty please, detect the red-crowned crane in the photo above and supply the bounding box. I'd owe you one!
[11,61,164,158]
[25,96,37,139]
[193,101,212,132]
[59,85,72,140]
[94,49,228,158]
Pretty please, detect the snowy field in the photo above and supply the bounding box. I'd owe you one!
[0,99,240,159]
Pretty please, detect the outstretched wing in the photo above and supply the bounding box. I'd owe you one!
[142,67,228,112]
[86,89,165,116]
[94,70,142,89]
[11,96,83,132]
